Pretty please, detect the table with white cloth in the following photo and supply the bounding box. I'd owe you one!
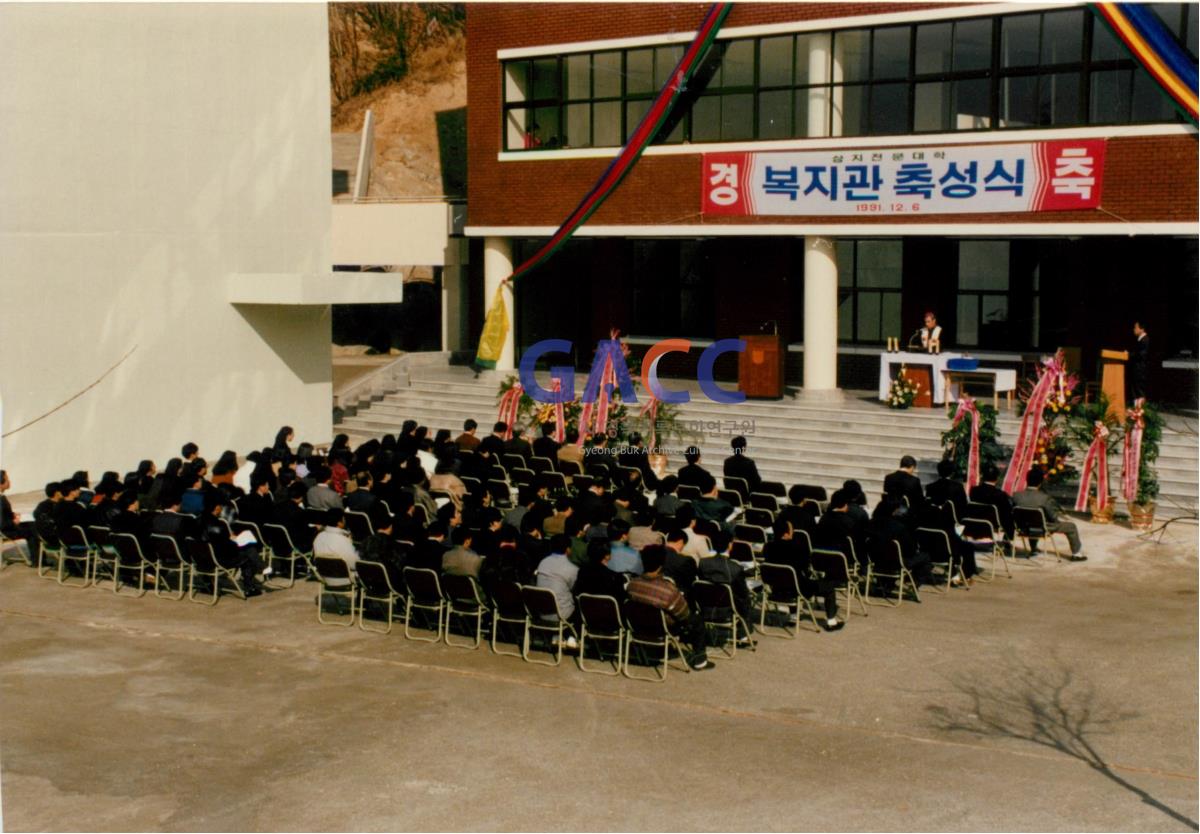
[878,351,962,405]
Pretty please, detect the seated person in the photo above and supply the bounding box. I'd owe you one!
[605,519,643,575]
[572,539,627,600]
[1013,468,1086,561]
[652,475,682,518]
[673,505,711,563]
[200,494,266,596]
[481,526,535,594]
[442,526,484,578]
[409,521,450,573]
[764,519,842,631]
[535,538,579,623]
[312,508,359,585]
[272,481,315,552]
[693,482,736,531]
[777,485,818,535]
[868,498,934,587]
[969,463,1016,541]
[361,505,407,585]
[697,532,754,645]
[814,490,867,569]
[677,447,714,492]
[626,545,713,671]
[662,529,698,595]
[722,435,762,495]
[882,455,925,513]
[925,458,968,520]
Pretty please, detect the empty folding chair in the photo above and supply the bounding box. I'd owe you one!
[757,562,821,637]
[460,476,483,497]
[717,489,744,510]
[344,510,373,545]
[486,480,514,509]
[441,573,490,649]
[793,484,828,506]
[723,475,751,502]
[812,547,868,619]
[36,534,64,581]
[571,474,594,493]
[729,540,756,565]
[557,459,583,479]
[1013,507,1073,561]
[303,508,328,529]
[749,492,781,515]
[537,471,568,495]
[692,580,753,658]
[529,456,555,475]
[510,467,535,488]
[110,533,153,597]
[259,523,310,588]
[185,539,246,605]
[916,527,963,592]
[402,567,445,642]
[311,555,357,624]
[520,585,578,666]
[865,538,920,607]
[676,484,702,503]
[743,508,775,529]
[621,602,690,682]
[355,560,404,634]
[149,533,189,600]
[759,480,787,498]
[733,523,768,550]
[55,526,93,588]
[576,594,626,676]
[489,580,529,658]
[502,454,526,473]
[961,503,1012,580]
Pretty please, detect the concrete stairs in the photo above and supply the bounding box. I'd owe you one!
[335,366,1198,510]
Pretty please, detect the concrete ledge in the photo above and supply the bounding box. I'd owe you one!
[228,273,404,305]
[333,351,452,410]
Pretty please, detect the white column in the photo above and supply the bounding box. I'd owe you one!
[803,235,841,399]
[483,236,516,371]
[806,32,833,138]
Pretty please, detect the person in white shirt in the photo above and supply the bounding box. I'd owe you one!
[313,508,359,586]
[920,311,943,351]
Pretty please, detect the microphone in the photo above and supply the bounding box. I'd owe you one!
[907,328,923,349]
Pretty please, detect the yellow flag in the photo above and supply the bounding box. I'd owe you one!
[474,285,509,369]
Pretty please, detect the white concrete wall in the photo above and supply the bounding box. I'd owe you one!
[331,202,452,266]
[0,3,334,487]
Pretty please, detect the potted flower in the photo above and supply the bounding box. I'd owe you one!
[887,370,920,409]
[1125,401,1163,530]
[1066,397,1122,523]
[940,401,1006,479]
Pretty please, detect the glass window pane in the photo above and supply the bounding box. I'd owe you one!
[954,18,993,71]
[722,93,754,140]
[1091,21,1126,61]
[624,99,650,141]
[915,23,952,74]
[505,108,529,150]
[760,35,794,87]
[999,75,1037,127]
[837,243,853,287]
[838,292,854,339]
[593,52,622,98]
[691,95,721,142]
[959,242,1009,290]
[836,84,869,136]
[593,101,621,146]
[882,292,902,343]
[870,82,909,134]
[1090,69,1132,123]
[758,90,793,139]
[915,81,949,131]
[982,295,1009,325]
[795,33,828,85]
[695,44,723,90]
[858,241,902,287]
[655,45,684,88]
[505,61,529,103]
[564,102,590,147]
[857,292,881,342]
[1131,66,1176,121]
[836,29,870,83]
[565,54,590,100]
[532,106,560,147]
[1188,6,1198,57]
[1041,9,1083,64]
[1148,3,1183,35]
[957,295,979,345]
[1001,14,1040,68]
[953,78,991,129]
[532,58,559,100]
[627,49,654,95]
[873,26,911,79]
[722,39,755,87]
[1038,71,1080,125]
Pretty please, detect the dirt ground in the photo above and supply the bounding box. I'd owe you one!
[0,517,1196,831]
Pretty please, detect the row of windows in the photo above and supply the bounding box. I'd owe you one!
[502,5,1194,150]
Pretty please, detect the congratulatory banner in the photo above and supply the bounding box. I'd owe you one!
[701,140,1106,217]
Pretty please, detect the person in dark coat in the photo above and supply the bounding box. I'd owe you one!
[722,436,762,494]
[925,458,969,520]
[1130,320,1150,399]
[882,456,925,512]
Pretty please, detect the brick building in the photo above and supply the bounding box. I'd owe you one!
[462,2,1198,402]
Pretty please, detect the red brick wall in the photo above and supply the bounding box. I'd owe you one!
[466,3,1199,229]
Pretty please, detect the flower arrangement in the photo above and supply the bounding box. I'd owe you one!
[941,401,1006,478]
[1015,351,1081,486]
[887,370,920,409]
[1031,424,1076,485]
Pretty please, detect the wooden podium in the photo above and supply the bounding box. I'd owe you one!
[739,334,785,399]
[1100,349,1128,422]
[906,366,934,408]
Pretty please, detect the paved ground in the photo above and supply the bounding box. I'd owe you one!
[1,518,1196,832]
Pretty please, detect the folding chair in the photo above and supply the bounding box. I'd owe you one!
[1013,507,1074,561]
[916,527,964,592]
[529,456,555,475]
[557,459,583,479]
[759,480,787,498]
[864,538,920,607]
[442,573,490,649]
[85,525,119,588]
[344,510,373,545]
[537,471,568,495]
[758,562,821,637]
[960,504,1012,581]
[259,523,310,588]
[723,476,750,502]
[149,533,189,600]
[749,493,780,515]
[743,508,775,529]
[621,602,690,682]
[487,464,509,483]
[717,489,744,510]
[0,533,32,570]
[676,484,702,503]
[502,454,527,473]
[729,540,756,566]
[520,585,578,667]
[489,580,529,658]
[410,504,430,527]
[185,539,246,605]
[510,467,535,488]
[355,560,404,634]
[36,534,64,581]
[692,580,753,658]
[402,567,445,642]
[793,484,828,507]
[812,547,867,618]
[56,526,94,588]
[460,476,483,497]
[312,555,357,624]
[110,533,153,597]
[733,523,768,550]
[576,594,626,676]
[571,474,595,493]
[486,480,513,509]
[303,508,328,528]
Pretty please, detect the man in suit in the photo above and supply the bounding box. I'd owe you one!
[442,526,484,578]
[764,519,841,630]
[454,419,481,453]
[1013,468,1086,561]
[616,432,659,491]
[531,422,560,462]
[1130,320,1150,399]
[344,472,377,513]
[883,456,925,511]
[409,521,451,572]
[677,447,715,492]
[969,463,1015,541]
[503,427,533,462]
[925,458,968,520]
[272,482,315,552]
[814,489,867,568]
[662,529,698,596]
[723,435,762,494]
[305,466,343,511]
[54,479,89,539]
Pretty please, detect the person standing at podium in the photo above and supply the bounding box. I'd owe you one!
[909,311,945,351]
[1130,320,1150,399]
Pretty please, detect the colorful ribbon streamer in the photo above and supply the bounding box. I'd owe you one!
[1122,397,1146,502]
[1091,3,1198,121]
[1003,352,1066,495]
[497,383,523,441]
[951,396,982,491]
[639,396,661,452]
[1075,421,1111,512]
[551,379,566,444]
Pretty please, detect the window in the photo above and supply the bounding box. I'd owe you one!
[499,8,1184,150]
[837,240,902,344]
[956,241,1010,347]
